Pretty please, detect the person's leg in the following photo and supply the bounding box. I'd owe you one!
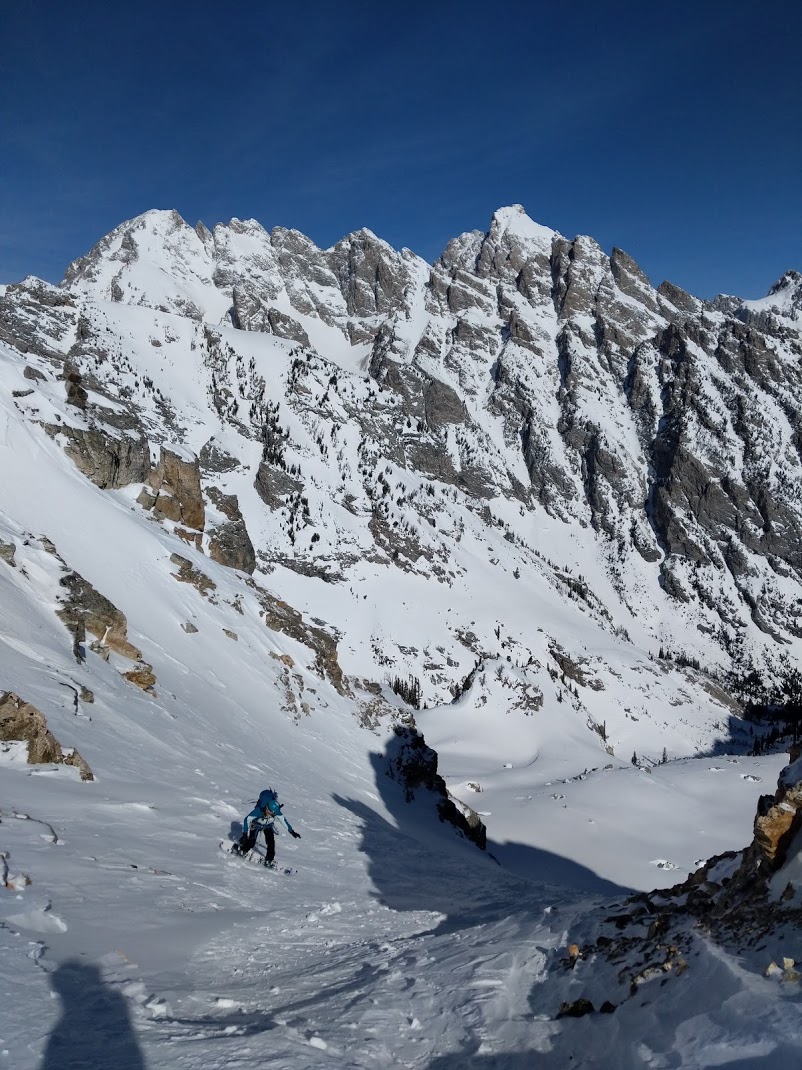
[263,826,276,864]
[235,827,256,855]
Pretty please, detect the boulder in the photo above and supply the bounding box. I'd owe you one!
[0,692,93,780]
[63,363,88,409]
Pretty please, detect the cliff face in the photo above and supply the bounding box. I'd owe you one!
[2,205,801,713]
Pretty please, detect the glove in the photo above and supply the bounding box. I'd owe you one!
[290,830,301,839]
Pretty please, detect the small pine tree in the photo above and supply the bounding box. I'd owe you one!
[661,747,668,764]
[631,751,638,766]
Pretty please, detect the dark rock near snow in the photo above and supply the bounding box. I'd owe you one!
[556,998,595,1019]
[254,461,304,509]
[51,425,151,489]
[206,487,256,574]
[386,725,487,851]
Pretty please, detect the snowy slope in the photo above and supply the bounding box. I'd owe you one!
[1,206,802,1067]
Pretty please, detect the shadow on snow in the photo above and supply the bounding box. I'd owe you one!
[334,739,631,937]
[42,960,147,1070]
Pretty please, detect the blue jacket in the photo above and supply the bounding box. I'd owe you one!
[243,790,296,836]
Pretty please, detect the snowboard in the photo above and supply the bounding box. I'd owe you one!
[219,841,295,874]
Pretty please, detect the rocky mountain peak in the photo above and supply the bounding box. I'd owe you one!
[4,204,802,685]
[768,268,802,296]
[488,203,558,246]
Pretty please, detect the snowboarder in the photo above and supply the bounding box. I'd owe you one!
[232,788,301,867]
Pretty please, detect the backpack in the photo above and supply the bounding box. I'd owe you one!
[256,788,282,817]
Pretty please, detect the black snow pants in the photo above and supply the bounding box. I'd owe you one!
[238,824,275,861]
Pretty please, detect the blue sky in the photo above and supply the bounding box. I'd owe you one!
[2,0,799,298]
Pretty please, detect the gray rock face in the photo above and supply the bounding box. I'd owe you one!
[63,367,88,409]
[265,307,311,347]
[254,461,304,509]
[327,230,411,318]
[657,279,700,316]
[0,277,77,357]
[199,439,241,474]
[53,426,151,488]
[206,487,256,574]
[424,376,465,430]
[209,521,256,574]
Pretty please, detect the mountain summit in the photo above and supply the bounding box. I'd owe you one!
[38,204,802,664]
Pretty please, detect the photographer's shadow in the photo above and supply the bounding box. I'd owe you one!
[42,960,146,1070]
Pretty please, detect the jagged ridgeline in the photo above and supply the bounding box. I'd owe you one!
[1,204,801,701]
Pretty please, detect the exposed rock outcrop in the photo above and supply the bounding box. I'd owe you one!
[385,725,487,850]
[170,553,217,598]
[122,665,157,691]
[53,560,156,692]
[199,439,240,474]
[57,570,142,662]
[250,582,348,696]
[0,692,93,780]
[544,749,802,1019]
[206,487,256,574]
[148,446,205,531]
[51,425,151,489]
[254,461,304,509]
[62,363,88,409]
[0,277,77,358]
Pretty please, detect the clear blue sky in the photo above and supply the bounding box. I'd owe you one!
[2,0,799,298]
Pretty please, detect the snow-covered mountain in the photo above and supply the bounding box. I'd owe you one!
[2,206,802,1067]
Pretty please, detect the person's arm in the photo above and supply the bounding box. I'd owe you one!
[276,812,301,838]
